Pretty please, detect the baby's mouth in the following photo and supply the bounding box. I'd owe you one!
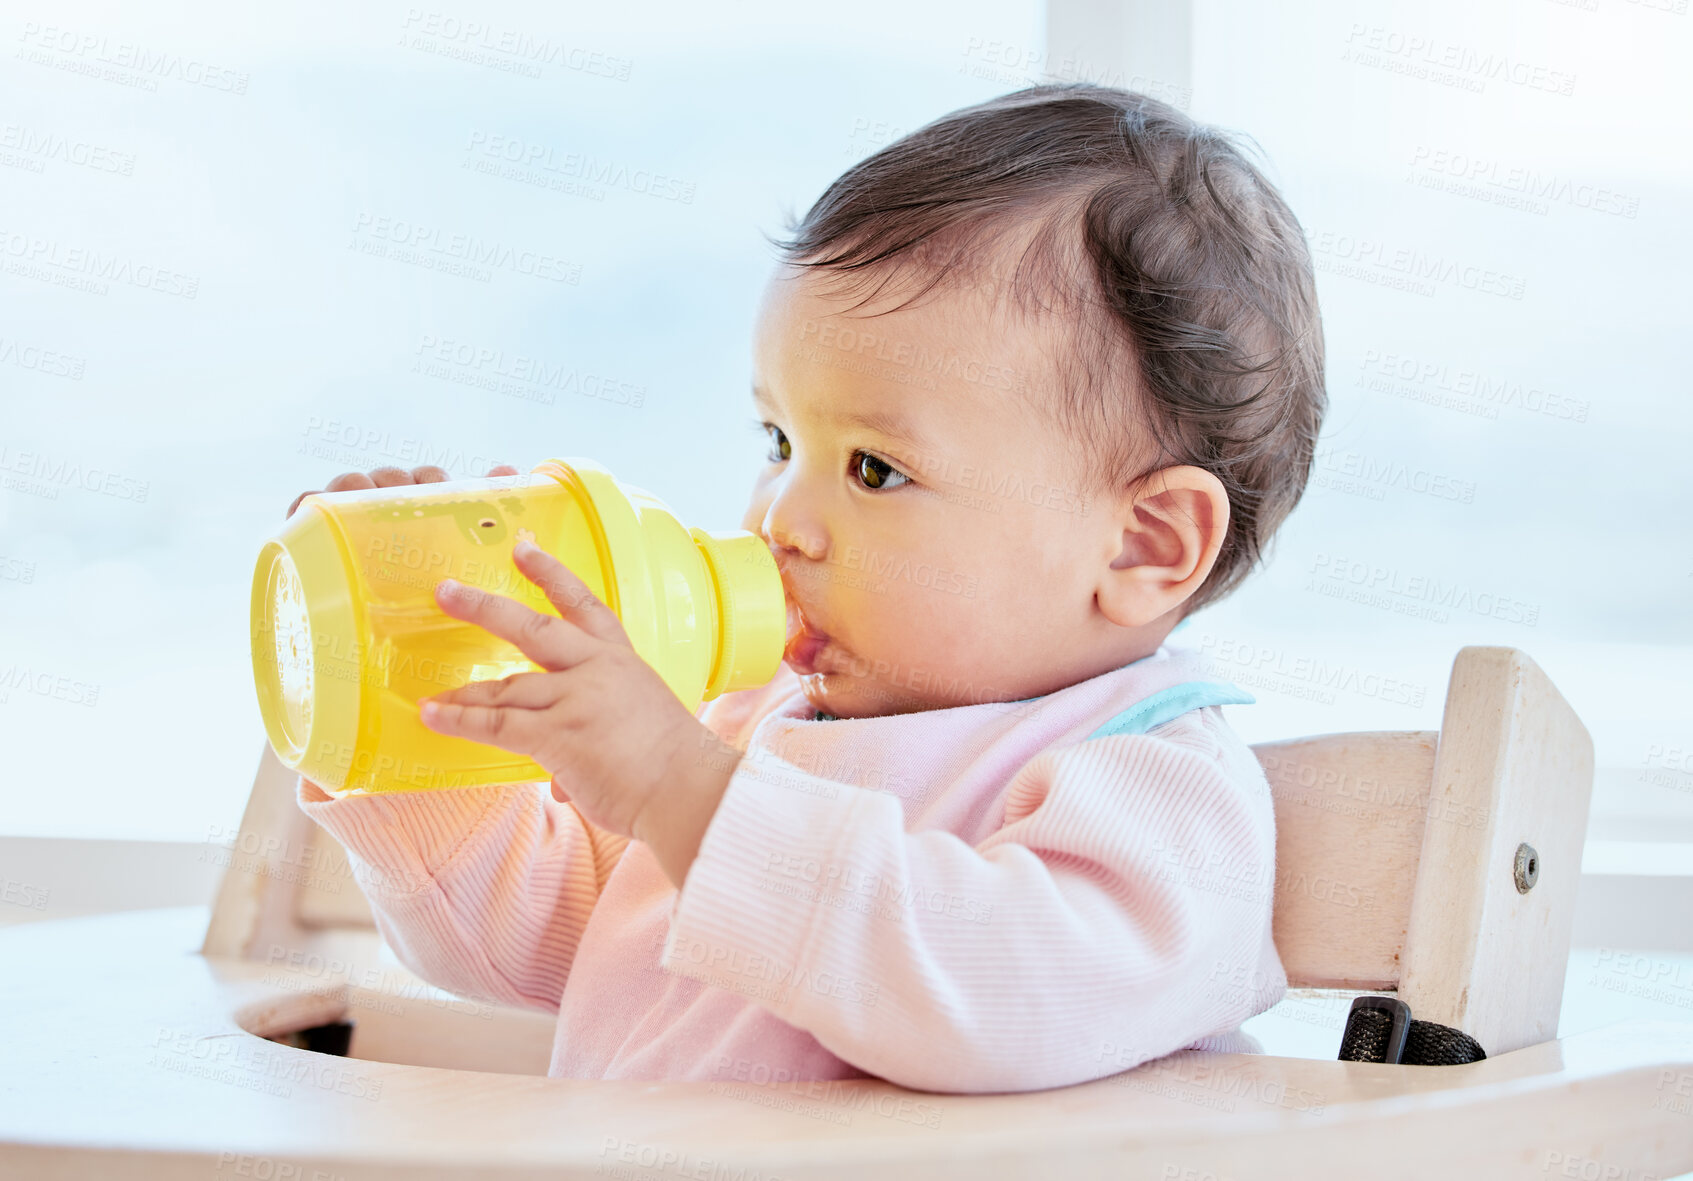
[783,601,835,676]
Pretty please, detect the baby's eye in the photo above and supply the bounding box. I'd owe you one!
[853,451,910,491]
[762,423,791,464]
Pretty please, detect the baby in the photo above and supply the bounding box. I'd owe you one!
[291,83,1326,1094]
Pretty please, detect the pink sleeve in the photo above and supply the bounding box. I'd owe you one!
[660,717,1284,1093]
[296,776,628,1014]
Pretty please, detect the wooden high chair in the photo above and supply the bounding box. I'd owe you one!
[3,646,1690,1178]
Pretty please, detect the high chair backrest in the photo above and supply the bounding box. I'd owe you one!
[1255,646,1593,1057]
[204,645,1593,1061]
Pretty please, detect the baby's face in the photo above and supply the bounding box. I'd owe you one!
[741,264,1135,718]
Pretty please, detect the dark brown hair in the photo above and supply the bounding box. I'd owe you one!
[764,83,1326,614]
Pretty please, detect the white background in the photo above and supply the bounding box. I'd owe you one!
[0,0,1687,843]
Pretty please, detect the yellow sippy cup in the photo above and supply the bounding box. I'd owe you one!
[250,457,786,796]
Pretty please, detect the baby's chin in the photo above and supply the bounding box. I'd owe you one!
[791,663,934,719]
[793,668,865,717]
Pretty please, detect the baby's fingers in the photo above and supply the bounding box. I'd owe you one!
[366,466,423,488]
[289,465,514,519]
[287,470,374,518]
[434,579,594,672]
[325,471,378,493]
[513,541,630,646]
[419,698,542,755]
[422,669,565,711]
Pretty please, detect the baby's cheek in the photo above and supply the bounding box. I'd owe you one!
[934,578,1043,665]
[883,583,986,663]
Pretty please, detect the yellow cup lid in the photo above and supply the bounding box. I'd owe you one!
[250,504,364,790]
[690,528,787,698]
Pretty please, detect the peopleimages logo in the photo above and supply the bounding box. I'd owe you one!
[0,443,149,502]
[1306,230,1525,301]
[0,336,85,380]
[1356,349,1590,424]
[1305,553,1541,629]
[17,23,251,94]
[398,10,633,81]
[348,213,581,284]
[463,131,695,204]
[1195,633,1428,708]
[0,122,136,176]
[1340,24,1576,97]
[1408,146,1640,220]
[0,229,200,298]
[1310,445,1477,504]
[0,664,100,707]
[412,336,646,407]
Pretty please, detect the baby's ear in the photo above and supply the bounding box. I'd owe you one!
[1096,465,1230,629]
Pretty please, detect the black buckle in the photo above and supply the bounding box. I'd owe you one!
[1348,995,1412,1064]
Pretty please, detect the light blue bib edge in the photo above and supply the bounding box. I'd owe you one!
[1084,681,1256,741]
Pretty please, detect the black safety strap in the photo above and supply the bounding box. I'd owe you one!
[1337,995,1486,1065]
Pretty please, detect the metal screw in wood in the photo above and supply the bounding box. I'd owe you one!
[1514,843,1539,893]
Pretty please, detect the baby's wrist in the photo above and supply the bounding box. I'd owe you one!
[636,727,742,889]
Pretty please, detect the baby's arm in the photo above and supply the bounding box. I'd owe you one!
[284,464,627,1014]
[661,711,1283,1093]
[298,776,627,1014]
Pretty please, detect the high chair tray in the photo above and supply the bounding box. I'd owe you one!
[2,906,1689,1180]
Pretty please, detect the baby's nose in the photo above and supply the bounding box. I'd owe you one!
[768,527,827,562]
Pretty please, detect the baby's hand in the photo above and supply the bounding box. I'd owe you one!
[417,541,743,889]
[285,463,520,518]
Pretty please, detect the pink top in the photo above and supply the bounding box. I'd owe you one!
[295,643,1288,1094]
